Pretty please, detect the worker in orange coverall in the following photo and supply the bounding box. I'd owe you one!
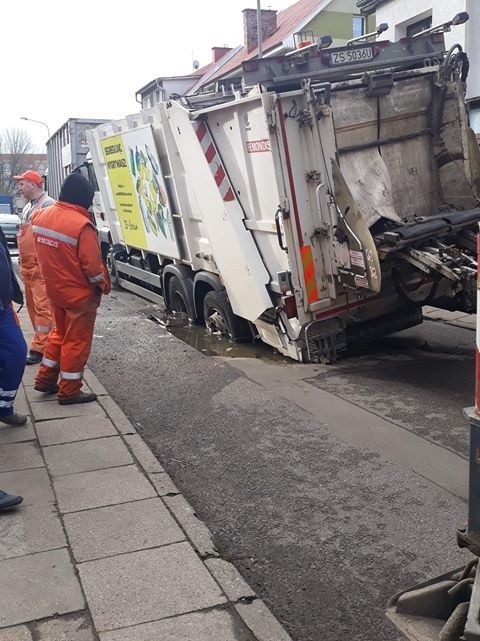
[32,172,110,405]
[14,170,55,364]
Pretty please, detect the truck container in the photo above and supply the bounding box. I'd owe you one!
[87,18,480,363]
[46,118,110,249]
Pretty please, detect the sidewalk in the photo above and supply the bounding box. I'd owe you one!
[423,306,476,331]
[0,320,292,640]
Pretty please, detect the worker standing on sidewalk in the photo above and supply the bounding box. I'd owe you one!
[0,229,27,426]
[32,172,110,405]
[14,170,55,365]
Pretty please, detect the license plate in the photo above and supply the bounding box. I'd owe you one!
[330,47,373,65]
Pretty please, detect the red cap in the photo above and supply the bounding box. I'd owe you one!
[13,170,43,187]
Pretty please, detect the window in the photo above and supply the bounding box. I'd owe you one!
[352,15,366,38]
[406,16,432,37]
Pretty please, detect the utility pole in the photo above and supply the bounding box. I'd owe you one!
[257,0,263,59]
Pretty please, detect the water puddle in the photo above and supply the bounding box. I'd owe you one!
[141,305,290,362]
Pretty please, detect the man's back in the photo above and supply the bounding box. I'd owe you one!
[33,201,108,307]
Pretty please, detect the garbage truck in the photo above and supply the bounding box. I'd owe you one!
[47,118,111,255]
[86,13,480,363]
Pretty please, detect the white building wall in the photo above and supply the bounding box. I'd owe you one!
[374,0,479,103]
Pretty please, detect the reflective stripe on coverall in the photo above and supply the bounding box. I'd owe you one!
[0,305,27,415]
[32,201,110,399]
[18,194,54,352]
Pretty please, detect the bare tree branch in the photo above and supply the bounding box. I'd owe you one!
[0,128,40,194]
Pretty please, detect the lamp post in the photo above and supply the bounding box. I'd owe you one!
[20,117,51,140]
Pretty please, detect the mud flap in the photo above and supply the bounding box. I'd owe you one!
[332,160,381,293]
[304,316,346,363]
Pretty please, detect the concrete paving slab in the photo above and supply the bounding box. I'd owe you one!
[79,542,226,631]
[0,502,65,561]
[36,415,117,447]
[163,494,218,558]
[64,497,185,562]
[123,434,164,473]
[0,468,54,506]
[13,388,29,416]
[452,317,476,330]
[33,612,96,641]
[0,549,84,628]
[205,558,256,601]
[53,465,156,513]
[423,308,467,321]
[0,442,44,472]
[235,600,293,641]
[0,627,32,641]
[99,609,254,641]
[44,437,133,477]
[30,400,106,422]
[149,472,180,496]
[20,367,40,387]
[24,388,58,403]
[0,424,35,445]
[97,397,135,434]
[83,369,109,396]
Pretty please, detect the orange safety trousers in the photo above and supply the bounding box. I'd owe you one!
[35,296,99,399]
[20,266,54,353]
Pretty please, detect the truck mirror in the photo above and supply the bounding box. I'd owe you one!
[452,12,469,26]
[319,35,333,49]
[377,23,389,35]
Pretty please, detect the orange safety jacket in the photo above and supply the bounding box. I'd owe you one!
[18,194,53,272]
[32,201,110,308]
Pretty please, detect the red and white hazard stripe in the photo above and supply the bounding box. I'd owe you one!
[194,122,235,202]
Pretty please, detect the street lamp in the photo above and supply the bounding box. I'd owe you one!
[20,116,51,139]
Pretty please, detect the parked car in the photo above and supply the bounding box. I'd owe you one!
[0,212,20,246]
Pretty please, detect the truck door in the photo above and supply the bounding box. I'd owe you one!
[268,88,381,307]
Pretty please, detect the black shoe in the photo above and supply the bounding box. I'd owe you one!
[0,490,23,511]
[58,392,97,405]
[34,384,59,394]
[0,413,28,426]
[26,350,42,365]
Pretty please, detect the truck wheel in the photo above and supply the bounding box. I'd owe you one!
[107,252,120,288]
[168,276,194,320]
[203,290,250,341]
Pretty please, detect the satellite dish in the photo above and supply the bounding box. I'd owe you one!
[193,59,200,70]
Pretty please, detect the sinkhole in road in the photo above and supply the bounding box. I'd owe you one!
[142,307,291,362]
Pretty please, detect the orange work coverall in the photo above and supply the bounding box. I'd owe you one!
[32,202,110,399]
[18,195,54,353]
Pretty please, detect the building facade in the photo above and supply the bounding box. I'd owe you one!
[203,0,376,90]
[357,0,480,134]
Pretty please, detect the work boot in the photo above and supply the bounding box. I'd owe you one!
[58,392,97,405]
[26,350,42,365]
[0,413,28,426]
[34,384,59,395]
[0,490,23,511]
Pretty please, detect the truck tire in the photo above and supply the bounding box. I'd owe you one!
[203,290,250,341]
[107,253,120,288]
[168,276,194,320]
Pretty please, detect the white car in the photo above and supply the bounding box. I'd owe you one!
[0,213,21,246]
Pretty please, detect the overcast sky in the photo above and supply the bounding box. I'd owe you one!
[3,0,293,150]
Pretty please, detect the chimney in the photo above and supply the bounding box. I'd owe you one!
[243,8,277,53]
[212,46,232,62]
